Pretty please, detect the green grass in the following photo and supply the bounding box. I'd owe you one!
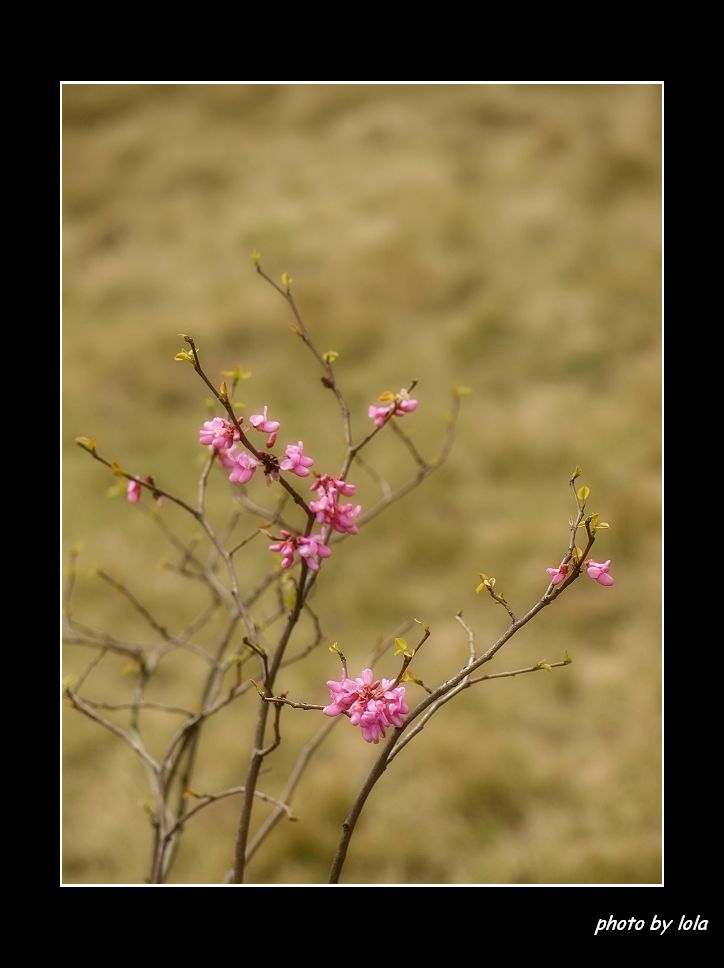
[63,83,661,884]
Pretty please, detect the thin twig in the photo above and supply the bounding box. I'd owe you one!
[165,785,295,842]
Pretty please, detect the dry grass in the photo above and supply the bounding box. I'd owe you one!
[62,83,661,884]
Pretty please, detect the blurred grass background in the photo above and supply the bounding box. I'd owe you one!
[62,83,661,884]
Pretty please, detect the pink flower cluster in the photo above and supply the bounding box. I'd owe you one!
[194,387,415,572]
[323,667,409,744]
[310,475,361,534]
[546,558,615,587]
[368,389,419,428]
[199,417,239,450]
[268,530,332,572]
[127,480,142,503]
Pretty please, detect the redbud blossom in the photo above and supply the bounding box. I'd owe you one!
[199,417,239,449]
[586,559,615,586]
[546,562,569,585]
[279,441,314,477]
[297,533,332,571]
[127,480,142,503]
[310,476,362,534]
[228,452,260,484]
[323,668,409,744]
[217,444,238,469]
[367,390,419,428]
[268,530,296,569]
[269,530,332,572]
[249,406,280,448]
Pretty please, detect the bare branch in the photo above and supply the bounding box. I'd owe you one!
[165,786,295,842]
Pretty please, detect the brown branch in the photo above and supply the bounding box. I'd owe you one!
[79,698,195,716]
[256,264,353,455]
[262,696,325,712]
[390,420,428,470]
[65,689,160,775]
[165,786,295,842]
[76,443,199,518]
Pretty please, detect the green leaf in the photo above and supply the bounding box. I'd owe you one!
[563,650,573,665]
[577,485,590,503]
[323,350,339,364]
[393,638,408,656]
[570,465,582,483]
[174,349,195,363]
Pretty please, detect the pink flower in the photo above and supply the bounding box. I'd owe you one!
[249,406,280,448]
[546,562,569,586]
[217,444,239,469]
[228,451,260,484]
[199,417,239,449]
[310,475,362,534]
[268,530,297,569]
[368,403,394,428]
[368,390,419,428]
[297,533,332,572]
[268,530,333,572]
[586,559,615,586]
[127,480,142,503]
[323,667,409,744]
[311,474,356,498]
[279,441,314,477]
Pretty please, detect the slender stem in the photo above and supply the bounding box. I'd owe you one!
[165,786,294,842]
[328,731,399,883]
[263,696,325,712]
[231,562,310,882]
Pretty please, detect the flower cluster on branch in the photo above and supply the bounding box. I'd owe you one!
[68,256,614,887]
